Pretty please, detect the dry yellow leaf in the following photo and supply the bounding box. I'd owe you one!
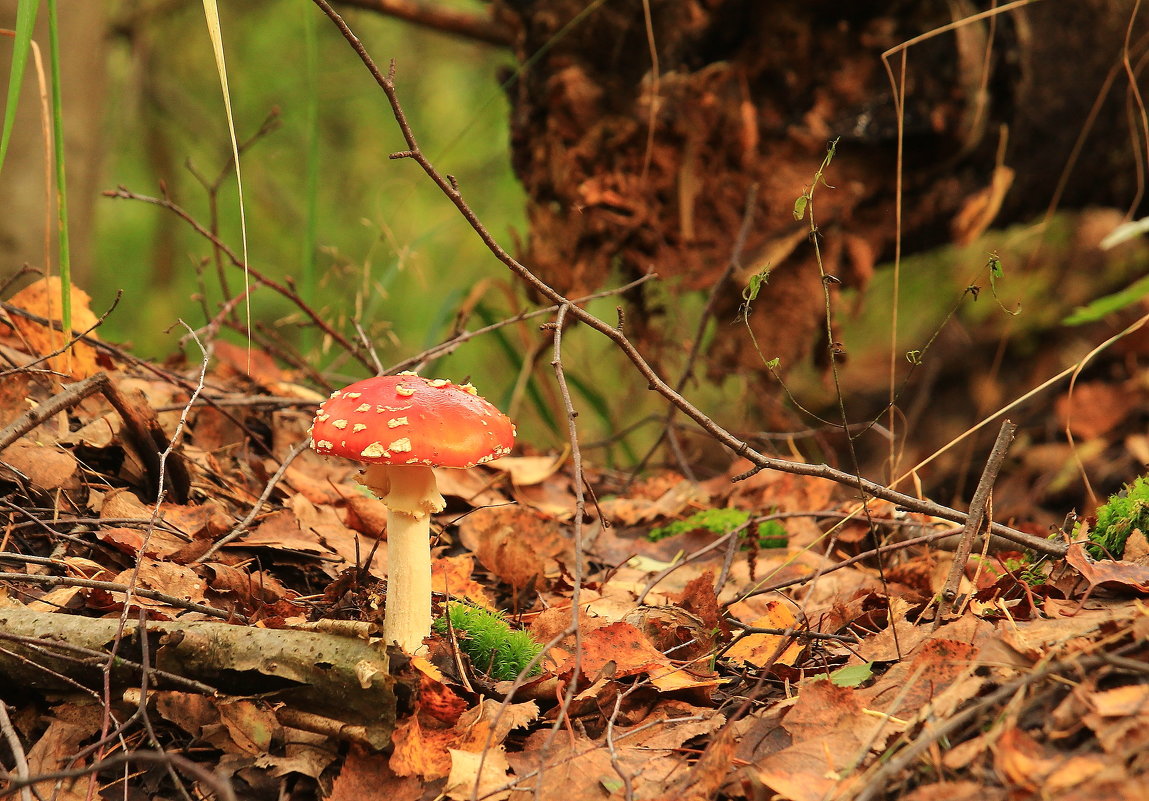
[8,277,101,378]
[726,600,805,668]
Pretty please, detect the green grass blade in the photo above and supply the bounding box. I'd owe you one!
[0,0,41,176]
[1063,272,1149,326]
[46,0,70,333]
[301,0,320,350]
[200,0,250,336]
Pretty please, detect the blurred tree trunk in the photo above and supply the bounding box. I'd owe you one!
[0,0,108,288]
[491,0,1149,375]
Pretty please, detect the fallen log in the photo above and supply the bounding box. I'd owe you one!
[0,607,396,747]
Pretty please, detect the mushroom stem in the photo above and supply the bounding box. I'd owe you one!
[382,508,432,653]
[362,463,445,654]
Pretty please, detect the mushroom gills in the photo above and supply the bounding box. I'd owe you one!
[361,463,446,518]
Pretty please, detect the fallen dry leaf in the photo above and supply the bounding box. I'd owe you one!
[600,478,709,525]
[667,726,737,800]
[457,504,571,590]
[623,603,714,660]
[454,699,539,751]
[754,732,863,801]
[240,509,321,554]
[388,714,455,780]
[214,340,293,389]
[98,487,154,520]
[506,731,614,801]
[859,637,981,721]
[416,669,469,727]
[994,727,1055,791]
[726,600,805,668]
[105,557,210,612]
[1,441,78,491]
[155,691,220,738]
[329,745,422,801]
[556,620,670,681]
[217,698,283,756]
[0,372,32,429]
[903,780,1005,801]
[1087,682,1149,717]
[1066,542,1149,594]
[8,276,102,378]
[489,453,567,486]
[96,525,189,559]
[783,680,867,742]
[445,748,512,801]
[340,489,390,538]
[1056,381,1136,440]
[434,465,511,509]
[432,554,495,609]
[25,704,104,801]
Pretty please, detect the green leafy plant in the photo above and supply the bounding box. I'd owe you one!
[1079,475,1149,560]
[755,519,789,549]
[648,508,750,542]
[987,554,1047,587]
[433,602,543,681]
[647,508,788,549]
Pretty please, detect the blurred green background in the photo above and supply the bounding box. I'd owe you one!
[93,0,525,369]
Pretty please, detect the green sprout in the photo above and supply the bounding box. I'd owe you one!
[433,602,543,681]
[1078,475,1149,560]
[997,554,1047,587]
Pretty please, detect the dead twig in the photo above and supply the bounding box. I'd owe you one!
[0,701,33,801]
[384,274,656,375]
[0,371,109,453]
[335,0,511,47]
[0,573,241,621]
[0,749,238,801]
[0,632,217,697]
[500,302,591,801]
[0,607,396,750]
[633,182,759,480]
[727,526,964,605]
[725,618,859,644]
[935,419,1017,624]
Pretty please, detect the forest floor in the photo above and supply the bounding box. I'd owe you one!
[1,281,1149,801]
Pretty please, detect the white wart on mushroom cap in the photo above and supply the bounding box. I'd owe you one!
[310,373,515,464]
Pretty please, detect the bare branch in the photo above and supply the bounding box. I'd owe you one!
[336,0,511,47]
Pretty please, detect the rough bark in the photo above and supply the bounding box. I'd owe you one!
[0,608,397,747]
[493,1,1149,376]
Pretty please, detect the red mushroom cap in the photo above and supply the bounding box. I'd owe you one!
[309,374,515,469]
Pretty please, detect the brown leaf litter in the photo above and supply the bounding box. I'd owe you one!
[1,279,1147,800]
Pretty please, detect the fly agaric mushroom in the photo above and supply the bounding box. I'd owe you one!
[308,373,515,653]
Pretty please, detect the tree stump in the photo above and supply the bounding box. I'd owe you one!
[494,0,1149,375]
